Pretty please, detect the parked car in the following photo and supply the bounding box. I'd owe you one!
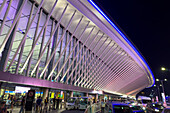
[78,97,92,110]
[146,102,164,113]
[66,97,79,110]
[137,96,151,107]
[161,108,170,113]
[130,105,145,113]
[104,101,133,113]
[166,103,170,108]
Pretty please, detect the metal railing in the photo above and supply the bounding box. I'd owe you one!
[85,103,101,113]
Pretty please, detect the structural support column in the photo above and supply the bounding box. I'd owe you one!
[70,91,73,97]
[96,94,98,103]
[42,88,49,102]
[0,82,3,97]
[0,0,24,71]
[47,25,59,79]
[86,93,88,97]
[15,2,35,74]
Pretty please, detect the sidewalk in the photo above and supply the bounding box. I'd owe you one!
[8,107,66,113]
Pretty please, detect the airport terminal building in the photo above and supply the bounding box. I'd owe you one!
[0,0,154,99]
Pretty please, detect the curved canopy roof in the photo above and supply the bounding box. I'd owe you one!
[0,0,154,96]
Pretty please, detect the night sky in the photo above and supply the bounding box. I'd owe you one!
[93,0,170,96]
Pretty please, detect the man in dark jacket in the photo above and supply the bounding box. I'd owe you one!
[0,101,7,113]
[19,96,25,113]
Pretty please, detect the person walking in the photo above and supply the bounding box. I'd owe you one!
[0,101,7,113]
[19,96,26,113]
[44,97,49,113]
[56,98,59,110]
[36,96,42,113]
[53,97,56,110]
[6,97,11,109]
[10,95,15,113]
[101,99,105,113]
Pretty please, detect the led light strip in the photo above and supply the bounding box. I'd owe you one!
[87,0,155,87]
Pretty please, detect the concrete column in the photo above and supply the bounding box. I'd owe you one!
[70,91,73,97]
[109,96,111,100]
[42,88,49,102]
[95,94,98,103]
[86,93,88,97]
[0,82,2,96]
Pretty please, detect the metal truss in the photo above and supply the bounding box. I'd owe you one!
[0,0,151,95]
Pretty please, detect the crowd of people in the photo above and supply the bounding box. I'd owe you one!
[0,95,65,113]
[0,95,16,113]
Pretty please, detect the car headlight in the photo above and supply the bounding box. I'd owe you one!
[142,107,146,110]
[154,109,159,112]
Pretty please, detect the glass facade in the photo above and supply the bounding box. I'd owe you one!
[0,0,152,95]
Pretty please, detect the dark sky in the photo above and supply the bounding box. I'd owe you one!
[93,0,170,96]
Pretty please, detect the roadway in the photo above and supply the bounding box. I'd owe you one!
[61,110,85,113]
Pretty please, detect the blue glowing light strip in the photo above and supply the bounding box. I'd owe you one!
[88,0,155,86]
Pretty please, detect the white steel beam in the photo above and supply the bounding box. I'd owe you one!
[104,63,139,91]
[92,51,128,89]
[59,26,95,82]
[97,58,138,90]
[95,54,132,89]
[56,25,64,82]
[112,66,140,91]
[109,65,139,89]
[75,44,118,86]
[0,0,24,72]
[60,27,96,82]
[44,20,55,80]
[35,9,47,77]
[85,41,115,88]
[19,0,58,73]
[51,25,60,81]
[0,0,7,16]
[91,51,127,88]
[15,2,35,74]
[0,0,13,35]
[66,33,72,83]
[7,0,44,71]
[26,8,43,77]
[105,63,139,90]
[84,40,112,87]
[69,38,76,83]
[74,33,105,85]
[65,30,100,83]
[37,10,76,78]
[0,0,27,53]
[75,45,84,84]
[80,37,109,87]
[51,21,91,80]
[48,20,90,80]
[44,16,84,80]
[61,31,69,82]
[87,47,121,89]
[29,5,69,76]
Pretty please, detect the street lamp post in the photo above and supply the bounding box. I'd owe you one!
[161,80,165,96]
[161,67,166,71]
[155,78,167,107]
[157,85,161,102]
[160,67,169,106]
[160,80,167,106]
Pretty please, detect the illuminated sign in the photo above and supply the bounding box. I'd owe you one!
[15,86,30,93]
[56,92,64,99]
